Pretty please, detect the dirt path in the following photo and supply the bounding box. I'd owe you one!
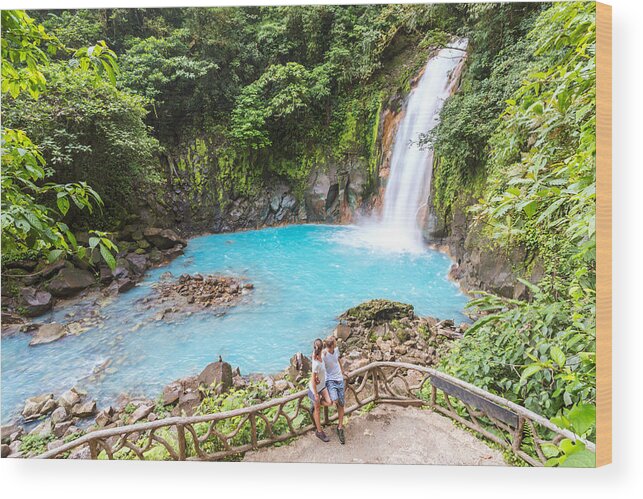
[244,404,507,465]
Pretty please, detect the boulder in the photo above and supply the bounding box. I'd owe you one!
[57,389,81,411]
[143,228,186,250]
[274,379,290,393]
[8,440,22,458]
[95,407,113,427]
[99,266,114,285]
[63,425,80,438]
[148,249,164,264]
[173,392,200,416]
[232,375,248,390]
[341,350,369,373]
[164,244,184,260]
[333,323,351,341]
[112,266,129,280]
[116,278,135,293]
[68,446,91,459]
[126,253,148,275]
[52,421,73,438]
[47,439,66,452]
[129,404,153,423]
[30,419,53,438]
[197,359,233,394]
[179,376,199,394]
[1,444,10,458]
[71,400,97,418]
[22,393,55,421]
[50,406,68,425]
[341,299,414,324]
[47,267,95,297]
[19,288,53,317]
[287,352,311,382]
[1,424,21,444]
[38,260,66,280]
[269,196,281,212]
[29,323,69,346]
[161,382,182,405]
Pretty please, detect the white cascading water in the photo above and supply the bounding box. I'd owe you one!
[343,39,468,253]
[380,39,468,251]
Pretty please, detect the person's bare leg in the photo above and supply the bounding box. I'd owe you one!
[320,388,332,407]
[313,402,322,432]
[337,403,345,430]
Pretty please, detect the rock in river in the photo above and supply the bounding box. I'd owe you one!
[22,393,56,421]
[47,267,95,297]
[71,400,97,418]
[29,323,70,346]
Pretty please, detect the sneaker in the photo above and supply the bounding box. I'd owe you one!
[315,431,330,442]
[337,427,345,445]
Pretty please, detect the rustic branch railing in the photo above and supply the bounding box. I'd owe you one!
[36,361,594,465]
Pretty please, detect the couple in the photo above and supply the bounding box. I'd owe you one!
[308,335,346,444]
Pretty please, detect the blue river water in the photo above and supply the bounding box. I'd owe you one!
[1,224,468,423]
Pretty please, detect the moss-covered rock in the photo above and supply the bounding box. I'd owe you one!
[341,299,414,324]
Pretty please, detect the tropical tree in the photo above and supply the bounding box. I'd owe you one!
[1,10,120,268]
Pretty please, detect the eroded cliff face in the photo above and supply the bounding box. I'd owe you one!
[132,85,411,237]
[424,194,544,300]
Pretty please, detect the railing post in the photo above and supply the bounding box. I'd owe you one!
[89,441,98,460]
[250,413,258,449]
[512,416,525,454]
[373,368,379,402]
[176,424,187,461]
[431,384,437,407]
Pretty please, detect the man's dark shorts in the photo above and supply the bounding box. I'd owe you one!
[326,379,345,407]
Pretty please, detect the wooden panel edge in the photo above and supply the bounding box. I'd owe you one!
[595,1,612,468]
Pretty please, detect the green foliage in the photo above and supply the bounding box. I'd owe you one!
[118,29,217,140]
[230,62,330,151]
[19,432,55,455]
[1,11,121,268]
[439,2,597,439]
[442,287,595,418]
[4,60,160,229]
[544,403,596,467]
[430,5,541,220]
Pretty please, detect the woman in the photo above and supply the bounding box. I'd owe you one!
[309,338,332,442]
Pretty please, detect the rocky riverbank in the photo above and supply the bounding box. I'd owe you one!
[1,226,187,328]
[0,299,466,459]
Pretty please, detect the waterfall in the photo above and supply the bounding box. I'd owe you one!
[335,39,467,253]
[379,39,468,252]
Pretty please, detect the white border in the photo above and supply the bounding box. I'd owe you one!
[1,1,640,497]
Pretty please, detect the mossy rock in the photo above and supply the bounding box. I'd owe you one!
[396,328,411,343]
[341,299,414,324]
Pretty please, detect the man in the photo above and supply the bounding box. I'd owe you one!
[323,335,346,444]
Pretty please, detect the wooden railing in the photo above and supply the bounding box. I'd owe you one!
[36,361,594,465]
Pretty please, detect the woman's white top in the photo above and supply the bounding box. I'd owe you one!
[311,357,326,393]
